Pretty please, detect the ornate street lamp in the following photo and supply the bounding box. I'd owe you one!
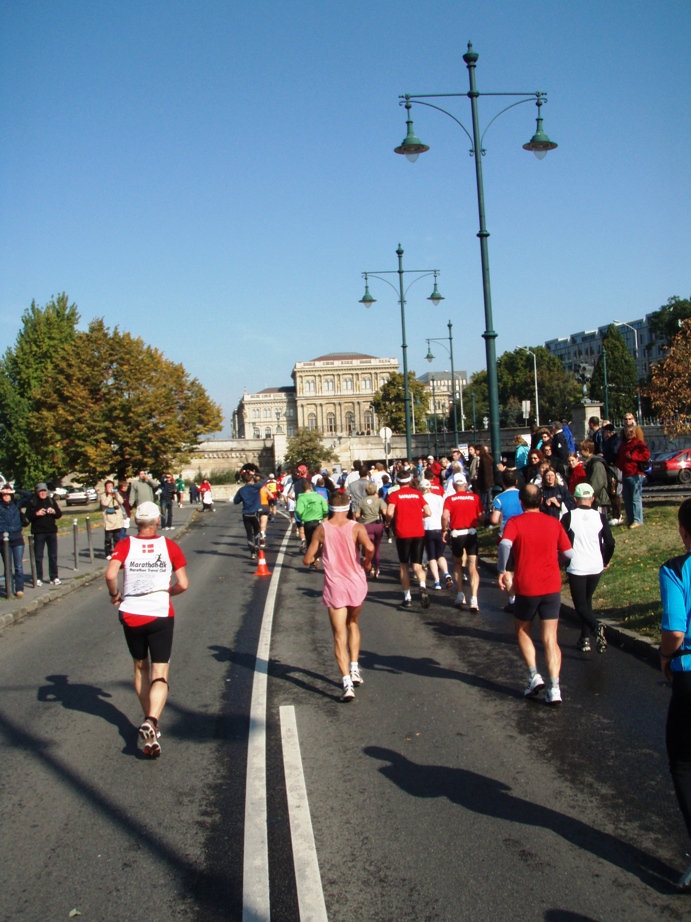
[360,246,444,459]
[395,42,557,465]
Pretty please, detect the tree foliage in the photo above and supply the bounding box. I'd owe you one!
[589,324,638,419]
[647,320,691,436]
[282,428,338,473]
[648,295,691,346]
[0,297,223,484]
[372,371,428,433]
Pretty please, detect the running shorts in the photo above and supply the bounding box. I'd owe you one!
[513,592,562,623]
[424,529,446,561]
[121,616,175,663]
[396,535,425,565]
[450,533,479,558]
[303,519,322,547]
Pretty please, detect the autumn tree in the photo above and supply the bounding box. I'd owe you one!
[647,320,691,436]
[0,294,80,484]
[371,371,428,433]
[282,428,338,473]
[31,318,223,481]
[590,325,638,419]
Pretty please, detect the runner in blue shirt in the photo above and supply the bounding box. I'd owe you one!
[489,469,523,612]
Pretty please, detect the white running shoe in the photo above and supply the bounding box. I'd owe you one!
[350,666,363,686]
[545,686,562,706]
[524,673,545,698]
[51,578,61,586]
[341,682,355,702]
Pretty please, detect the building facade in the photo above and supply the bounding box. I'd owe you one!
[235,352,399,439]
[545,315,666,380]
[417,370,469,430]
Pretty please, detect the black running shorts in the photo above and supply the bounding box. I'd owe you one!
[395,535,425,565]
[513,592,562,623]
[424,529,446,561]
[450,533,479,558]
[121,616,175,663]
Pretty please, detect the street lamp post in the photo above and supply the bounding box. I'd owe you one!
[394,42,557,466]
[430,375,439,457]
[523,347,540,427]
[614,320,644,420]
[360,247,444,460]
[425,319,461,446]
[471,390,477,443]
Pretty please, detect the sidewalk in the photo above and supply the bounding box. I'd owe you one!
[0,502,201,634]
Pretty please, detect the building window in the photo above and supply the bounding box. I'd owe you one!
[308,413,317,430]
[361,376,372,391]
[324,378,334,392]
[264,427,272,438]
[343,377,353,391]
[305,379,315,393]
[253,427,260,438]
[364,411,373,433]
[285,407,294,418]
[345,412,355,434]
[379,376,387,388]
[263,408,271,419]
[326,413,336,434]
[251,409,259,419]
[287,426,295,437]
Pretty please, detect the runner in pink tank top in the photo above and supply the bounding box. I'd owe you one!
[304,493,374,701]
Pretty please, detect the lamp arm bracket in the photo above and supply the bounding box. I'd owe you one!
[362,273,400,296]
[403,271,436,298]
[428,337,451,356]
[479,97,538,148]
[399,98,474,148]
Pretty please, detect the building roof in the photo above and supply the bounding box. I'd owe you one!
[309,352,377,362]
[417,370,467,384]
[256,386,296,394]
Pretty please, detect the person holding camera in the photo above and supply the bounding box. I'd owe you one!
[26,482,63,586]
[100,480,125,558]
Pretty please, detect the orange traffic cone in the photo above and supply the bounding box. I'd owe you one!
[254,548,271,577]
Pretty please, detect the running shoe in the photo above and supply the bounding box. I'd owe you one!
[35,580,43,587]
[143,738,162,758]
[524,674,545,698]
[444,574,454,589]
[250,551,257,560]
[419,587,430,609]
[350,665,363,686]
[545,686,562,706]
[51,578,61,586]
[469,598,479,612]
[340,682,355,702]
[453,595,466,610]
[576,637,591,653]
[595,623,607,654]
[259,533,266,548]
[677,863,691,892]
[400,598,412,609]
[432,582,442,590]
[300,539,307,553]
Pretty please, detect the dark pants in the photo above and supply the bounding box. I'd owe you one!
[243,514,260,549]
[567,572,601,638]
[161,500,174,528]
[303,520,322,551]
[3,543,24,594]
[365,522,384,571]
[34,532,58,582]
[667,672,691,839]
[104,529,120,557]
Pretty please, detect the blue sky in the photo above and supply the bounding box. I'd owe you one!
[1,1,689,436]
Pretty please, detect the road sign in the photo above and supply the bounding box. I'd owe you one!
[522,400,531,420]
[379,427,392,441]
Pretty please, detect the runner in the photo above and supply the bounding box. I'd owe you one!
[489,469,523,613]
[105,501,188,758]
[386,472,432,610]
[265,474,279,521]
[419,479,453,591]
[295,481,329,569]
[304,491,374,701]
[442,475,486,611]
[233,471,267,558]
[497,483,573,705]
[257,474,271,545]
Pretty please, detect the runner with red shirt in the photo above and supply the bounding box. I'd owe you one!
[497,484,573,705]
[442,475,486,611]
[105,501,189,757]
[386,473,432,609]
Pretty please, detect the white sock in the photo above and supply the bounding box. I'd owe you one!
[404,590,411,601]
[419,582,426,590]
[343,675,353,688]
[350,662,358,672]
[470,596,478,606]
[509,595,515,604]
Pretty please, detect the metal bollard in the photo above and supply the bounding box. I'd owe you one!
[85,515,94,564]
[28,535,37,587]
[3,532,12,599]
[73,518,79,570]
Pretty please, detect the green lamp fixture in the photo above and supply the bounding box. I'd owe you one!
[394,96,430,162]
[523,94,558,160]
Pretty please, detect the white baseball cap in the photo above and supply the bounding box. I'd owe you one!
[135,501,160,521]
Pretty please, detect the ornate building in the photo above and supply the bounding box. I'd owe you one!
[235,352,399,439]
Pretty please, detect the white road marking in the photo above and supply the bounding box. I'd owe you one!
[280,705,329,922]
[242,527,292,922]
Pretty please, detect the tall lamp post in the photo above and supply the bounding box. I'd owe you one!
[360,246,444,460]
[430,375,439,457]
[523,347,540,427]
[425,319,463,445]
[394,42,557,465]
[614,320,643,420]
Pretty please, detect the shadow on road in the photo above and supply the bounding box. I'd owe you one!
[364,746,677,894]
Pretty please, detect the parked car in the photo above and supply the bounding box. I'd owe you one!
[64,485,98,505]
[647,449,691,485]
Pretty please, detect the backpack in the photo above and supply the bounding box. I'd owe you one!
[562,424,576,454]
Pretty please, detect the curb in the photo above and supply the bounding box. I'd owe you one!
[0,509,200,635]
[478,555,660,670]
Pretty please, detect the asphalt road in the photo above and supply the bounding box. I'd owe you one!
[0,504,689,922]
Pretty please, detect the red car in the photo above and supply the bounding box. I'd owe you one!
[648,449,691,485]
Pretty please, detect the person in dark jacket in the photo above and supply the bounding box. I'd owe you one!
[159,474,177,530]
[477,445,495,514]
[26,482,63,586]
[579,440,611,517]
[0,483,30,597]
[539,467,575,518]
[234,471,268,558]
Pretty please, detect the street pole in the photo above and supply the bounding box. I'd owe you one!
[524,347,540,427]
[431,376,439,457]
[472,390,477,443]
[448,320,459,447]
[615,320,643,420]
[602,347,610,421]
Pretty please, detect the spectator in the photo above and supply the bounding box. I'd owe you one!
[26,482,62,586]
[616,415,650,528]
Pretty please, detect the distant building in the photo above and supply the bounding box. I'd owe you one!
[235,352,399,439]
[545,315,666,380]
[417,370,469,429]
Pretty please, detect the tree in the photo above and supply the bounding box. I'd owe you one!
[282,428,338,473]
[371,372,428,433]
[0,294,80,484]
[30,318,223,481]
[648,295,691,346]
[590,325,638,419]
[647,320,691,436]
